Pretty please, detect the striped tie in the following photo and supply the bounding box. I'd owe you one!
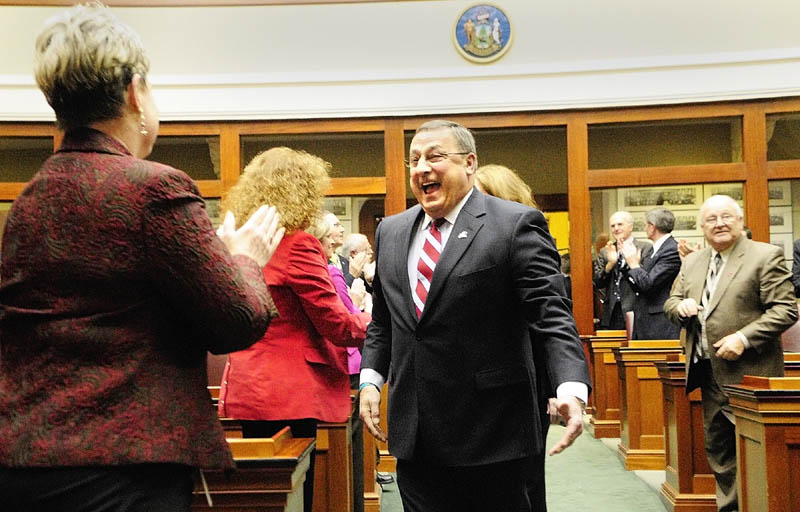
[705,253,723,305]
[413,218,444,318]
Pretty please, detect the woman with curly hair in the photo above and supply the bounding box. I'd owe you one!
[218,147,371,512]
[475,163,538,208]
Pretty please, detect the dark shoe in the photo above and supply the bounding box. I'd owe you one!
[376,472,394,485]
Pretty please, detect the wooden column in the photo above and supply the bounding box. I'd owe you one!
[580,335,595,414]
[567,116,593,334]
[726,376,800,512]
[313,421,353,512]
[614,340,682,470]
[192,428,315,512]
[656,355,716,512]
[587,330,627,438]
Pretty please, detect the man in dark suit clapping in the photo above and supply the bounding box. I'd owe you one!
[358,120,590,512]
[622,207,681,340]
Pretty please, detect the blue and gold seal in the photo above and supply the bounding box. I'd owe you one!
[454,4,512,63]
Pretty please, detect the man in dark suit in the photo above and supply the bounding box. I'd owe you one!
[594,211,651,330]
[622,207,681,340]
[358,120,590,512]
[664,194,797,512]
[792,237,800,297]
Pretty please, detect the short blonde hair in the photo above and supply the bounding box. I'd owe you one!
[223,147,331,233]
[305,215,332,242]
[34,2,149,131]
[475,164,537,208]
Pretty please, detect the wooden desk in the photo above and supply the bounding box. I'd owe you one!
[614,340,682,470]
[192,428,315,512]
[726,376,800,512]
[313,420,353,512]
[587,331,627,438]
[656,355,716,511]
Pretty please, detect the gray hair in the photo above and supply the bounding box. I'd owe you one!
[645,208,675,233]
[34,2,150,131]
[342,233,368,255]
[610,211,633,225]
[416,120,476,154]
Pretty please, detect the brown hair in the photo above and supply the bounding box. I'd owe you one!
[223,147,331,233]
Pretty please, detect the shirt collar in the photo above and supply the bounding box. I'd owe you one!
[651,233,671,255]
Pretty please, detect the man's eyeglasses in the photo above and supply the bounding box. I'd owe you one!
[703,213,737,226]
[404,152,470,169]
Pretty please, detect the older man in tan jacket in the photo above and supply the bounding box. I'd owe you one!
[664,194,797,512]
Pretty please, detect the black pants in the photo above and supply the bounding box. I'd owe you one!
[396,457,529,512]
[0,463,193,512]
[241,419,317,512]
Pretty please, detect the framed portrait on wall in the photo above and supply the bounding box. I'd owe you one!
[769,180,792,206]
[324,197,351,220]
[617,185,702,211]
[675,236,706,251]
[205,198,221,229]
[770,233,793,262]
[702,183,744,205]
[768,206,793,234]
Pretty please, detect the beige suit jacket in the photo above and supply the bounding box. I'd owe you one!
[664,235,797,391]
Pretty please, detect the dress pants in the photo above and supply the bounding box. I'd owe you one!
[696,359,738,512]
[0,463,193,512]
[396,457,529,512]
[241,419,317,512]
[350,374,365,512]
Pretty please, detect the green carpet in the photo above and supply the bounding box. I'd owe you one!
[379,424,669,511]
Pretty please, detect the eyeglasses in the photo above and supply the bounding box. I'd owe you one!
[703,213,737,226]
[404,152,470,169]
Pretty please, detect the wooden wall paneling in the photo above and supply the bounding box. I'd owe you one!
[0,123,56,137]
[195,180,223,197]
[567,116,593,334]
[742,107,770,242]
[383,119,406,216]
[759,97,800,114]
[767,160,800,180]
[157,122,222,136]
[219,124,241,198]
[313,421,353,512]
[400,112,560,131]
[583,102,748,125]
[587,163,747,189]
[587,333,626,438]
[327,177,386,197]
[237,119,385,135]
[0,183,26,200]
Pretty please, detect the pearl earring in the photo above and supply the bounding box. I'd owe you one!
[139,112,148,136]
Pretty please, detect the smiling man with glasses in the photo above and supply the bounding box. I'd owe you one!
[358,119,589,512]
[665,194,797,512]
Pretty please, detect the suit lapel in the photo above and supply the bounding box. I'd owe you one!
[419,191,486,321]
[706,236,746,316]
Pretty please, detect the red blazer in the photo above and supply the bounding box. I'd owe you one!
[219,230,370,423]
[0,128,276,470]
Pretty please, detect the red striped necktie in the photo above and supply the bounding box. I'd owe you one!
[413,218,445,318]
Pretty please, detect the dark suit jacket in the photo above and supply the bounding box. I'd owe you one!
[0,128,276,469]
[664,235,797,392]
[624,235,681,340]
[594,239,652,328]
[361,189,590,466]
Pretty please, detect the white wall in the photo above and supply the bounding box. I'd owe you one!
[2,0,800,121]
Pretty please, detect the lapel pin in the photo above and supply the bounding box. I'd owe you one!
[458,231,468,239]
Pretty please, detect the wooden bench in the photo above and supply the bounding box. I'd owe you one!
[614,339,682,470]
[192,427,315,512]
[587,330,627,438]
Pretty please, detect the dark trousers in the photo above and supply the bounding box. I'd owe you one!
[525,418,550,512]
[0,463,193,512]
[350,374,365,512]
[694,359,738,512]
[396,457,529,512]
[605,302,626,330]
[241,419,317,512]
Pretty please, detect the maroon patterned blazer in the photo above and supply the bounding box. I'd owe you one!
[0,128,276,470]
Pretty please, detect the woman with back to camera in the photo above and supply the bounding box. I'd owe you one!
[475,164,559,512]
[0,3,284,511]
[218,147,371,512]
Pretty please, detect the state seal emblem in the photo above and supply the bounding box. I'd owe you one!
[454,4,512,64]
